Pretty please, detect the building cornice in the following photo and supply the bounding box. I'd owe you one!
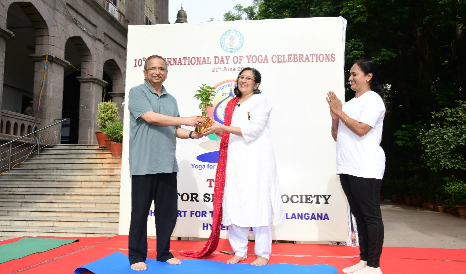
[76,76,108,87]
[0,27,15,40]
[108,91,125,97]
[82,0,128,36]
[29,54,71,68]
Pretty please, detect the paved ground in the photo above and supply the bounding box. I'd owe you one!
[1,201,465,249]
[381,201,465,249]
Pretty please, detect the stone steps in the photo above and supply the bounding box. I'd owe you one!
[0,192,119,200]
[0,225,117,237]
[30,154,113,159]
[53,144,103,149]
[18,162,121,168]
[0,144,121,237]
[40,149,111,154]
[0,207,119,218]
[25,158,119,163]
[10,167,121,174]
[0,185,120,193]
[0,173,121,180]
[0,180,120,186]
[0,216,118,229]
[0,199,119,209]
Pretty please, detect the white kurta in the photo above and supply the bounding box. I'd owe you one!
[222,94,285,227]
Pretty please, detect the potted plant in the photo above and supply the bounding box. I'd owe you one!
[443,176,466,218]
[193,84,216,133]
[95,101,120,147]
[380,179,389,202]
[105,121,123,157]
[437,203,445,212]
[387,179,399,203]
[100,126,112,151]
[405,176,418,206]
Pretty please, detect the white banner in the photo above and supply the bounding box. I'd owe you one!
[119,17,349,241]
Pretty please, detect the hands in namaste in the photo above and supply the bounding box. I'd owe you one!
[326,91,342,119]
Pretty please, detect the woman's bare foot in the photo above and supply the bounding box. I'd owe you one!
[226,255,246,264]
[131,262,147,271]
[251,256,268,266]
[166,257,182,265]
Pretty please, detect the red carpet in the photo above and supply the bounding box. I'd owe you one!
[1,236,465,274]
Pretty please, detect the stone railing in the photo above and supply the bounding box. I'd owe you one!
[0,109,41,137]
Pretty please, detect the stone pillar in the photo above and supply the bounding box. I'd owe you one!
[29,54,70,132]
[156,0,169,24]
[108,91,125,120]
[76,76,107,144]
[0,27,15,123]
[126,0,145,25]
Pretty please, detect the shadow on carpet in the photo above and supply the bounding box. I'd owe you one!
[74,252,338,274]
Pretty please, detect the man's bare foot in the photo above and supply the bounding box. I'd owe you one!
[251,256,268,266]
[131,262,147,271]
[226,255,246,264]
[166,257,182,265]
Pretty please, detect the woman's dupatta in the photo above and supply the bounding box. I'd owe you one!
[181,97,239,257]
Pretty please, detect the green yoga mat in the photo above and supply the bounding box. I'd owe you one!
[0,238,78,264]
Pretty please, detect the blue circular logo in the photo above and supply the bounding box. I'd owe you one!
[220,30,244,53]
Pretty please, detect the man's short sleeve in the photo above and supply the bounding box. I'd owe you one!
[359,93,385,128]
[128,87,152,120]
[173,97,180,118]
[172,96,181,128]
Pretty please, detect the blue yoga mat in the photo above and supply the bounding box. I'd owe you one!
[75,252,337,274]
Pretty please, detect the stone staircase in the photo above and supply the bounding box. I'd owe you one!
[0,144,121,237]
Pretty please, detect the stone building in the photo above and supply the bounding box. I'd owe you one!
[0,0,169,145]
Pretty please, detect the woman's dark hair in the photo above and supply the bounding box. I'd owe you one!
[354,59,384,99]
[234,67,262,98]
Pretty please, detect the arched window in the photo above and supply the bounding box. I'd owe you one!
[13,122,19,136]
[5,121,11,135]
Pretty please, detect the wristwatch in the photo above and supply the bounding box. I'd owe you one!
[189,131,194,139]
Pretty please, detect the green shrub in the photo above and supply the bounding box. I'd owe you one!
[96,101,120,130]
[420,100,466,172]
[443,176,466,206]
[105,121,123,143]
[406,176,428,199]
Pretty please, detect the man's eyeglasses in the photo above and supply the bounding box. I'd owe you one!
[147,67,166,72]
[238,75,255,82]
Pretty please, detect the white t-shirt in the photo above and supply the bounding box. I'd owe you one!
[336,91,386,179]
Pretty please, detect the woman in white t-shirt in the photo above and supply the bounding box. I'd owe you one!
[327,59,386,274]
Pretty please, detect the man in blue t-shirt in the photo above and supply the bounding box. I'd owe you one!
[127,55,205,271]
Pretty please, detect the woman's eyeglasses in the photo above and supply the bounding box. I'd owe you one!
[238,75,255,82]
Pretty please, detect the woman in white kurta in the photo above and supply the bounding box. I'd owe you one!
[203,67,284,266]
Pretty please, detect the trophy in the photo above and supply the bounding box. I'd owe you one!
[194,84,215,133]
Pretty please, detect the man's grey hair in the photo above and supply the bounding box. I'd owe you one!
[144,55,168,71]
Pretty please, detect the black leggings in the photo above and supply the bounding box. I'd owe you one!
[340,174,384,268]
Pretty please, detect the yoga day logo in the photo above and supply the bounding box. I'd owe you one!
[220,30,244,53]
[196,80,236,163]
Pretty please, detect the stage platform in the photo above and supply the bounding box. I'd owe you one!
[1,236,465,274]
